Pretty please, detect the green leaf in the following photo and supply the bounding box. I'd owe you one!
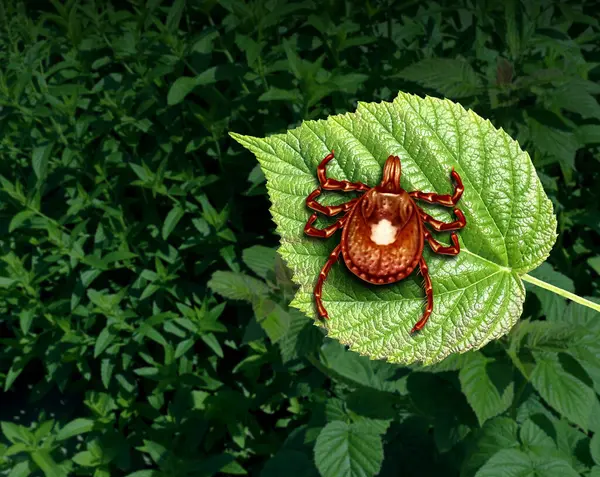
[166,0,185,31]
[230,92,557,364]
[474,448,578,477]
[0,277,17,288]
[162,205,185,240]
[588,256,600,275]
[32,142,54,181]
[100,358,114,389]
[124,471,160,477]
[320,341,405,393]
[552,81,600,119]
[56,418,94,441]
[1,422,31,444]
[208,271,270,301]
[242,246,278,279]
[462,417,519,476]
[9,210,36,232]
[394,59,483,98]
[459,352,514,426]
[259,88,302,103]
[72,451,97,467]
[252,299,291,343]
[168,77,200,105]
[278,308,323,362]
[7,460,32,477]
[94,327,115,358]
[30,450,67,477]
[167,66,238,105]
[591,427,600,465]
[530,352,600,431]
[528,118,578,173]
[577,125,600,145]
[314,421,384,477]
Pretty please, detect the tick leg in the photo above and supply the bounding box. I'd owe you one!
[424,229,460,255]
[411,257,433,334]
[317,150,370,192]
[314,244,342,319]
[409,169,464,207]
[304,214,348,239]
[306,187,359,216]
[419,207,466,231]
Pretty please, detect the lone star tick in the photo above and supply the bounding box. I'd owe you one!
[304,151,466,334]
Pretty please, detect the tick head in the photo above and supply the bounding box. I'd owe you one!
[380,155,402,193]
[361,189,414,227]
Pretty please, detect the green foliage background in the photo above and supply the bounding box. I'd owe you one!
[0,0,599,476]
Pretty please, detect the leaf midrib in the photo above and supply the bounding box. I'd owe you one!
[402,96,510,265]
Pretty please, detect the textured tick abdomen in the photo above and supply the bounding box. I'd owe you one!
[341,191,424,284]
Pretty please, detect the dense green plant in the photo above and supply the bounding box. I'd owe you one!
[0,0,599,476]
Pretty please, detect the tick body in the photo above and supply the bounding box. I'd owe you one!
[304,151,466,334]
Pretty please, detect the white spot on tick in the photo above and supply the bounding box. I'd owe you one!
[370,219,397,245]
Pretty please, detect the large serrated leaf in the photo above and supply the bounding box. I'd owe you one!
[474,448,578,477]
[231,92,557,364]
[314,421,384,477]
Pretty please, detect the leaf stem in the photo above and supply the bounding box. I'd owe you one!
[521,273,600,313]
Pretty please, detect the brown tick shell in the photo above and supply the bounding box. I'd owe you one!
[341,189,424,285]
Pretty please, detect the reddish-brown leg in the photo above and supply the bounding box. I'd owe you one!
[304,214,348,238]
[419,208,466,231]
[317,151,370,192]
[409,169,464,207]
[314,244,342,319]
[411,257,433,334]
[306,187,359,216]
[424,229,460,255]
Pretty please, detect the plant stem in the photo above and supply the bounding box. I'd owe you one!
[521,273,600,313]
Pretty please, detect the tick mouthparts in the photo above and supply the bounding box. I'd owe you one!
[380,155,402,192]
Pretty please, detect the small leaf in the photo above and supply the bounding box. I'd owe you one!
[72,451,97,467]
[530,352,599,431]
[175,339,195,358]
[32,142,54,181]
[459,353,514,426]
[253,299,291,343]
[166,0,185,31]
[208,271,270,301]
[242,246,278,279]
[9,210,36,232]
[94,327,115,358]
[168,77,199,105]
[258,88,302,102]
[588,256,600,275]
[395,59,483,98]
[102,251,138,264]
[56,418,94,441]
[101,358,114,389]
[162,205,185,240]
[30,450,67,477]
[1,422,30,444]
[474,448,578,477]
[462,417,519,476]
[0,277,17,288]
[314,421,384,477]
[167,66,237,105]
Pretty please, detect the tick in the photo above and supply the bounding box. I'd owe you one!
[304,151,466,334]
